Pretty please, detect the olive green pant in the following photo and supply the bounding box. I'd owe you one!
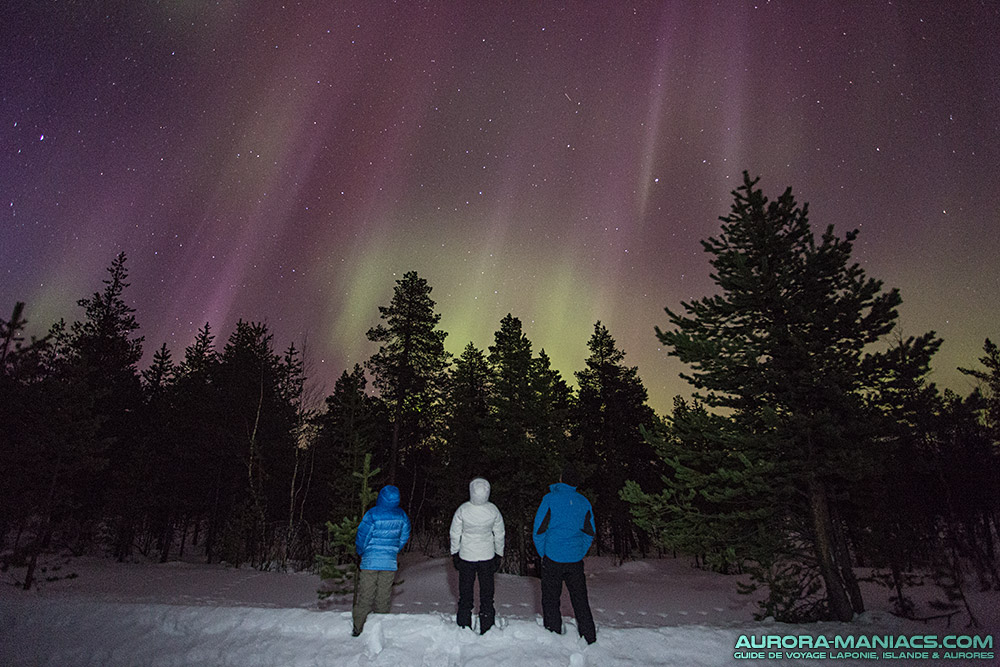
[352,569,396,634]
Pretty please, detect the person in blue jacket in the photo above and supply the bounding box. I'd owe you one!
[532,464,596,644]
[352,484,411,636]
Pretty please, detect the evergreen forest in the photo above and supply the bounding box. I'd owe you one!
[2,173,998,624]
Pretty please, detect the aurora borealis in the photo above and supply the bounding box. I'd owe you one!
[3,2,998,412]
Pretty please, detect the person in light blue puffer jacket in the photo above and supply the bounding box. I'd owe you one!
[352,485,410,636]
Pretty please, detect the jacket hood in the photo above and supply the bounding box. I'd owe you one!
[376,485,401,508]
[468,477,490,505]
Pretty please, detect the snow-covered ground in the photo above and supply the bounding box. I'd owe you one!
[1,552,996,666]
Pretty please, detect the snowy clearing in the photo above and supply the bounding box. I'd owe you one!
[1,554,996,666]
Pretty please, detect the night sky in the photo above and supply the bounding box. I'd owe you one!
[3,1,998,413]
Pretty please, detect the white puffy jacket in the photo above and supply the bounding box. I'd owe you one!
[450,477,505,562]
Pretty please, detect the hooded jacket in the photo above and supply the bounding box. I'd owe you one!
[532,482,595,563]
[449,477,505,562]
[355,485,411,571]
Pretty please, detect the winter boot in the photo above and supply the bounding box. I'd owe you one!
[479,613,495,635]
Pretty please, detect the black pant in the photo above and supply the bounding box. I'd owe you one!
[457,558,496,631]
[540,556,596,644]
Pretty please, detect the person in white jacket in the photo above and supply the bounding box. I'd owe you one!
[450,477,505,633]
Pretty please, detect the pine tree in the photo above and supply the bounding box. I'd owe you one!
[648,173,940,621]
[530,349,572,477]
[67,252,146,562]
[439,343,494,513]
[174,323,225,562]
[312,365,389,526]
[574,322,657,560]
[1,303,62,577]
[316,453,380,600]
[15,323,103,587]
[960,338,1000,438]
[622,398,779,571]
[365,271,450,486]
[485,314,560,574]
[139,344,183,561]
[142,344,176,394]
[215,320,299,567]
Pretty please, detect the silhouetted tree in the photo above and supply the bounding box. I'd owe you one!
[67,253,145,562]
[573,322,657,560]
[365,271,450,517]
[312,365,390,527]
[438,343,494,514]
[485,314,561,574]
[642,173,940,621]
[173,323,226,562]
[214,320,299,567]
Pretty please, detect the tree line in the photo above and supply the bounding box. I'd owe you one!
[0,255,659,588]
[2,172,997,623]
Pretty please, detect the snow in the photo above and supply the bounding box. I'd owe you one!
[1,553,996,666]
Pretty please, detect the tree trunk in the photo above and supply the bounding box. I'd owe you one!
[829,500,864,614]
[388,416,400,485]
[808,474,854,621]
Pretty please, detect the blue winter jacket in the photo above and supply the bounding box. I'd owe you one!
[532,482,595,563]
[356,485,411,571]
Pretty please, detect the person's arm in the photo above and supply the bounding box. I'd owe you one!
[493,507,505,557]
[581,501,596,551]
[355,511,373,555]
[532,497,550,558]
[398,512,411,551]
[449,507,463,555]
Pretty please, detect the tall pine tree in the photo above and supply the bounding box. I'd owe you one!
[365,271,450,491]
[486,314,561,574]
[647,173,939,621]
[67,253,146,562]
[439,343,494,513]
[574,322,657,560]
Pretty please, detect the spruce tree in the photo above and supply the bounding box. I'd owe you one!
[622,398,779,571]
[174,324,226,562]
[530,349,572,475]
[439,343,495,513]
[574,322,656,559]
[140,344,182,561]
[313,365,389,526]
[215,320,299,567]
[960,338,1000,437]
[485,314,560,574]
[67,253,145,561]
[648,173,939,621]
[365,271,450,489]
